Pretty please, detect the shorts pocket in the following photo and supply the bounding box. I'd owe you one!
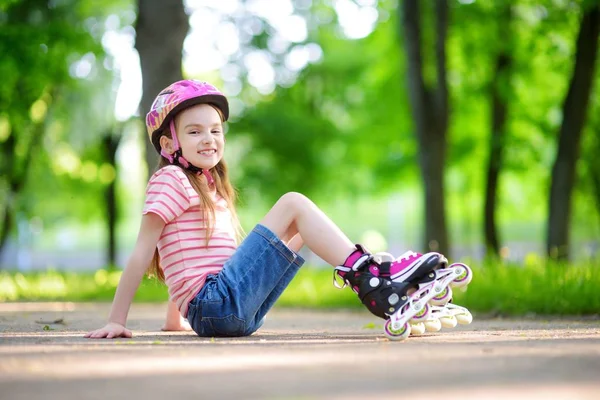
[205,314,246,337]
[186,302,204,336]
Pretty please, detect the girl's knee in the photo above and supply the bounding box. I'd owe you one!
[278,192,309,210]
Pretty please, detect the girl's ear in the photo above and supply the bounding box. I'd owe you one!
[159,135,174,154]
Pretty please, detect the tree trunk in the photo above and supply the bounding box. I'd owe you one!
[0,133,17,260]
[547,5,600,260]
[400,0,450,254]
[590,165,600,233]
[0,122,45,266]
[0,205,12,266]
[484,5,513,257]
[103,133,121,269]
[135,0,189,178]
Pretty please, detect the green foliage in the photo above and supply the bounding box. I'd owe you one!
[2,260,600,316]
[231,8,417,204]
[0,0,119,238]
[0,0,102,182]
[0,0,598,271]
[0,269,168,302]
[459,260,600,315]
[229,0,598,241]
[0,0,138,253]
[576,60,600,237]
[446,0,587,225]
[232,84,341,200]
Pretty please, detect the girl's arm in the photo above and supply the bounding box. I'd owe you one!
[161,300,192,331]
[85,213,165,339]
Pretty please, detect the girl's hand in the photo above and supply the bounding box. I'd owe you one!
[87,214,164,341]
[84,322,132,339]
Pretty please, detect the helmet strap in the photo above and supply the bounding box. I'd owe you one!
[160,149,174,163]
[163,119,215,186]
[203,168,215,186]
[169,120,181,150]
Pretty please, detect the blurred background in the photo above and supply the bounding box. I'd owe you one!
[0,0,599,312]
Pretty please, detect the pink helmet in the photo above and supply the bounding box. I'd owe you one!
[145,80,229,154]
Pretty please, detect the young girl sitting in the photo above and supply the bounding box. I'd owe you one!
[85,80,471,341]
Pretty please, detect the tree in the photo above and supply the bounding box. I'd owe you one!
[484,4,513,257]
[135,0,189,177]
[580,110,600,241]
[547,3,600,260]
[399,0,450,254]
[102,130,121,268]
[0,0,102,260]
[230,2,419,205]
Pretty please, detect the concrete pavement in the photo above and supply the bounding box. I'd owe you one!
[1,302,599,400]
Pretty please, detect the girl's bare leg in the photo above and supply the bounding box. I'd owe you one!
[278,221,304,252]
[259,192,356,266]
[286,233,304,253]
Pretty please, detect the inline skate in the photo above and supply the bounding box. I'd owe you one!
[411,302,473,334]
[334,245,473,341]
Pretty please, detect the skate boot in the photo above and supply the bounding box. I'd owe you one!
[373,251,473,312]
[378,253,472,306]
[333,245,455,341]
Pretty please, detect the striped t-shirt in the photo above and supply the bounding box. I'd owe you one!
[142,165,237,317]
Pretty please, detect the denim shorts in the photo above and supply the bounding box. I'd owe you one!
[186,224,305,337]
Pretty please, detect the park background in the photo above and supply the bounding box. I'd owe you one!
[1,0,599,316]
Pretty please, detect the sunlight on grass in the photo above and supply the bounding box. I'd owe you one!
[0,270,168,302]
[459,261,600,315]
[1,260,599,316]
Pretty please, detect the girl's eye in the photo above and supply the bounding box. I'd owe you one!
[211,129,222,135]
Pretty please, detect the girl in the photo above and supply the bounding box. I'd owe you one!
[85,80,471,341]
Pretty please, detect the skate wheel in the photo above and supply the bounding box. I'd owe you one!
[430,286,452,306]
[456,311,473,325]
[449,264,472,288]
[384,320,411,341]
[410,322,426,336]
[410,302,430,323]
[424,318,442,332]
[439,315,458,329]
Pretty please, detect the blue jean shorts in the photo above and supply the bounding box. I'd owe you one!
[186,224,305,337]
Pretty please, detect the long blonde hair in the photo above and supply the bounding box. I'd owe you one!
[147,107,243,282]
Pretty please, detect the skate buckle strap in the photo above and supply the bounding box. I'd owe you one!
[351,254,372,271]
[333,252,376,289]
[333,267,350,289]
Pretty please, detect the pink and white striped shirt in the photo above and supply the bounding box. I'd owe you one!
[142,165,237,317]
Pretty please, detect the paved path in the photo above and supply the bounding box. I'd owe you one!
[1,303,599,400]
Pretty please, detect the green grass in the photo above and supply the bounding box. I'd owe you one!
[458,261,600,316]
[0,269,169,303]
[1,261,599,316]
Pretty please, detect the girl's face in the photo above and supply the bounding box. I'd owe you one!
[172,104,225,170]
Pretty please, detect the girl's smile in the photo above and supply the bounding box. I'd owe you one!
[170,104,225,170]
